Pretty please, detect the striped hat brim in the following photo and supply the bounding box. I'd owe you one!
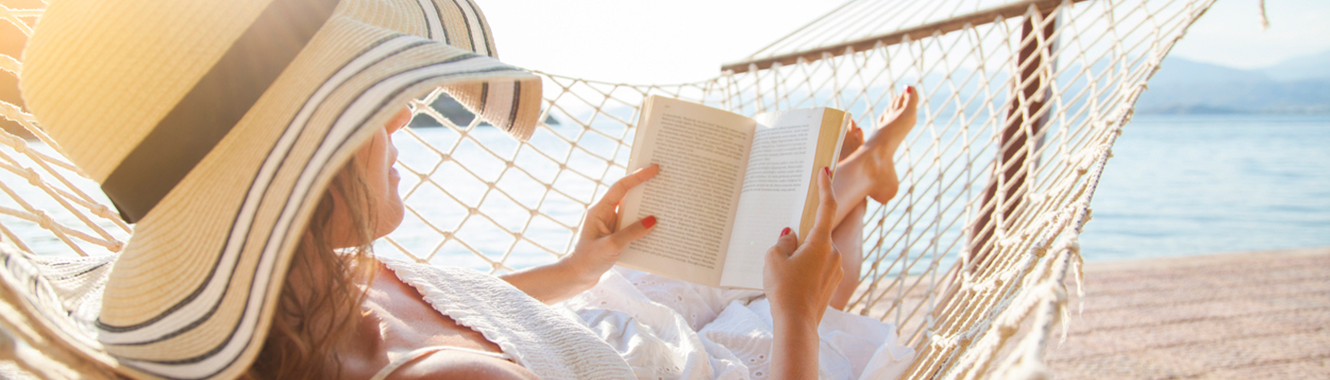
[83,8,541,380]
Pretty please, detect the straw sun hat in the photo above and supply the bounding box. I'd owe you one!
[19,0,541,378]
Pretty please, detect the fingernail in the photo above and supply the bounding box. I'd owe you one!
[823,166,831,178]
[642,215,657,228]
[906,86,913,94]
[780,227,792,237]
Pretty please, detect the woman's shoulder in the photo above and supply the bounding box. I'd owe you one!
[381,350,539,380]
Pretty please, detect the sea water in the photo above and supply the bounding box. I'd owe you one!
[2,114,1326,269]
[1079,114,1330,261]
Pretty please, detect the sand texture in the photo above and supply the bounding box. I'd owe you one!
[1047,247,1330,379]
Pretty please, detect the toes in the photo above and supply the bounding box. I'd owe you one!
[875,86,920,132]
[840,122,865,159]
[903,85,919,112]
[894,85,917,111]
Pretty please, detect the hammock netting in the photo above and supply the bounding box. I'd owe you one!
[0,0,1217,378]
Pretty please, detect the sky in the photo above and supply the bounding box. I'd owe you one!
[481,0,844,84]
[1169,0,1330,68]
[480,0,1330,84]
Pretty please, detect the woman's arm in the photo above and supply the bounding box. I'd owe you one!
[764,167,844,379]
[499,165,659,304]
[497,260,594,304]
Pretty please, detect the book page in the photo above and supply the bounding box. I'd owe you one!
[719,109,826,289]
[617,96,756,287]
[796,109,849,239]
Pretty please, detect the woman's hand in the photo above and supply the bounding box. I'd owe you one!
[560,164,660,288]
[764,167,843,326]
[764,167,843,380]
[501,164,659,304]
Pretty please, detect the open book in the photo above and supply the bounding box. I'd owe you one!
[615,96,850,290]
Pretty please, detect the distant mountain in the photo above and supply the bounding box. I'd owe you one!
[1150,58,1274,85]
[1135,51,1330,114]
[1260,49,1330,82]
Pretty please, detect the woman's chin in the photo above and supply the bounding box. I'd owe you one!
[375,206,406,240]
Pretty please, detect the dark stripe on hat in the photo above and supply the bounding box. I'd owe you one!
[459,0,495,56]
[413,0,441,40]
[478,82,489,113]
[430,0,452,45]
[508,80,521,132]
[448,0,480,54]
[100,0,342,224]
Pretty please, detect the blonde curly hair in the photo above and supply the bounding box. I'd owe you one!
[243,157,381,380]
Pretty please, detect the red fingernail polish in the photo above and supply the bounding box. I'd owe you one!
[906,86,913,94]
[780,227,791,237]
[823,167,831,177]
[642,215,657,228]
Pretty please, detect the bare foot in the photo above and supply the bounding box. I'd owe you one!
[839,120,864,161]
[867,86,918,159]
[843,86,918,203]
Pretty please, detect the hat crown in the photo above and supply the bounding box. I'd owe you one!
[21,0,272,181]
[20,0,495,183]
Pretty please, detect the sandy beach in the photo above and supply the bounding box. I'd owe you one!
[1047,247,1330,379]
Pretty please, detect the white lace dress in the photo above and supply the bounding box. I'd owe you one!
[382,259,915,380]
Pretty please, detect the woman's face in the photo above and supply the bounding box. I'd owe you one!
[358,107,410,240]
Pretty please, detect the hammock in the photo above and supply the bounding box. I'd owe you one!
[0,0,1216,378]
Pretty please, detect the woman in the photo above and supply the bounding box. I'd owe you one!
[19,0,915,378]
[252,84,918,379]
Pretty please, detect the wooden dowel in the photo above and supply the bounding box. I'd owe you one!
[720,0,1087,74]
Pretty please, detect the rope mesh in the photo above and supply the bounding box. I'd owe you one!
[0,0,1217,378]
